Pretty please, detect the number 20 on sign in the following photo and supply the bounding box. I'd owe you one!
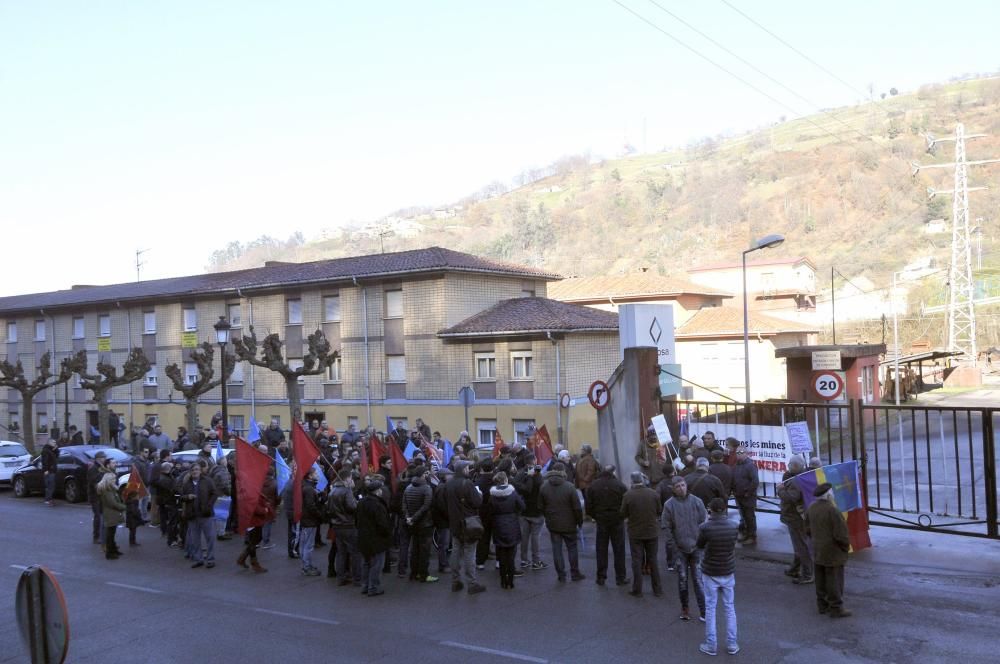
[812,371,844,401]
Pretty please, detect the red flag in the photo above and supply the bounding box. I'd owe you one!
[423,439,443,465]
[359,438,369,480]
[369,433,385,475]
[124,464,148,500]
[535,425,554,467]
[236,438,272,535]
[291,421,321,523]
[388,439,407,493]
[492,429,506,459]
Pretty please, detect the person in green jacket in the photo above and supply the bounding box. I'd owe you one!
[805,483,852,618]
[98,472,126,560]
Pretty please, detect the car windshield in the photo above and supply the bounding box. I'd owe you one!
[0,444,29,457]
[83,448,130,462]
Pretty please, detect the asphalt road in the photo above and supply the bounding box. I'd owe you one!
[1,491,998,664]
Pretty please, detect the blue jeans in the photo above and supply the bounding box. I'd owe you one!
[189,517,216,563]
[362,551,386,593]
[300,526,317,571]
[676,550,705,614]
[549,532,580,580]
[44,473,55,502]
[703,573,738,651]
[519,516,543,564]
[262,521,273,544]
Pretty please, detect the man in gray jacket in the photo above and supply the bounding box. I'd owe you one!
[661,475,708,621]
[328,472,361,585]
[538,462,584,582]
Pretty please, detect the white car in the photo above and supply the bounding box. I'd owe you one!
[0,441,33,485]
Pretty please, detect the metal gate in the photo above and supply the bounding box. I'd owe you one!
[666,399,999,539]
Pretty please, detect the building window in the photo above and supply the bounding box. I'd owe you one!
[228,304,242,328]
[183,308,197,332]
[184,362,198,385]
[144,365,158,386]
[229,415,245,436]
[347,416,359,430]
[474,352,496,380]
[36,411,48,434]
[229,361,244,384]
[513,419,536,445]
[476,419,497,447]
[287,299,302,325]
[385,289,403,318]
[386,355,406,383]
[34,320,46,341]
[323,296,341,322]
[9,412,21,431]
[326,356,342,382]
[72,317,85,339]
[6,322,16,343]
[511,351,533,380]
[289,359,305,383]
[98,315,111,337]
[389,417,409,431]
[143,311,156,334]
[145,414,160,428]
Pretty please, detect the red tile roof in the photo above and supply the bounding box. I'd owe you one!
[676,307,819,337]
[547,274,732,302]
[438,297,619,337]
[0,247,560,315]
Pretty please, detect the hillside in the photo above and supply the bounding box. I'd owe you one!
[208,77,1000,344]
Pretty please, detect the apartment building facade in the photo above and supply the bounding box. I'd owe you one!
[0,248,620,450]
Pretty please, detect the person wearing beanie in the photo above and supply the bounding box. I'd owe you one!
[776,455,812,584]
[489,471,525,589]
[586,465,629,586]
[539,461,585,583]
[444,460,486,594]
[805,483,852,618]
[357,475,391,596]
[697,498,740,656]
[620,470,662,597]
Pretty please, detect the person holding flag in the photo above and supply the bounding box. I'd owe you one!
[235,440,276,574]
[299,466,325,577]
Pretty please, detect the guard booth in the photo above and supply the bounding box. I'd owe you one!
[776,344,886,406]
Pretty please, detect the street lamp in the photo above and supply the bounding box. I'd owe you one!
[213,316,232,443]
[742,234,785,403]
[890,271,908,510]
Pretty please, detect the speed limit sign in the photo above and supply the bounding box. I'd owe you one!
[812,371,844,401]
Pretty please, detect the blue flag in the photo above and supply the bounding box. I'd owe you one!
[313,462,328,492]
[403,441,418,461]
[442,440,454,466]
[386,415,395,437]
[275,451,291,495]
[215,438,225,462]
[247,417,262,444]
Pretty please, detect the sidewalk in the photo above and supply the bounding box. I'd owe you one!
[744,510,1000,578]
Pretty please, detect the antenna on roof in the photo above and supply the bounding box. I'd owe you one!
[136,248,150,282]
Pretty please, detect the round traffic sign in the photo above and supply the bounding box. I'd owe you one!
[588,380,610,410]
[812,371,844,401]
[15,565,70,664]
[560,393,571,409]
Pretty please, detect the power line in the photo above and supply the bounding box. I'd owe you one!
[646,0,877,146]
[611,1,858,147]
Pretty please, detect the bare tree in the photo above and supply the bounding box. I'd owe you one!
[233,326,338,426]
[78,348,152,446]
[164,342,235,438]
[0,351,87,454]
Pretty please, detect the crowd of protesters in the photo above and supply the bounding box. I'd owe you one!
[63,416,853,658]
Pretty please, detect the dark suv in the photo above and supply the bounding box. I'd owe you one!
[12,445,134,502]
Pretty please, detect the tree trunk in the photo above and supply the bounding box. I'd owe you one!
[97,392,111,449]
[186,399,199,441]
[285,375,302,433]
[21,392,36,455]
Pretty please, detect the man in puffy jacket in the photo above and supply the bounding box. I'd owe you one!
[539,462,584,583]
[620,471,662,598]
[299,467,324,577]
[328,471,361,585]
[732,447,759,545]
[403,467,436,583]
[697,498,740,656]
[662,475,708,621]
[444,460,485,594]
[513,458,546,571]
[586,465,628,586]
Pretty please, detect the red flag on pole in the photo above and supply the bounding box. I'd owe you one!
[236,438,272,535]
[388,440,407,494]
[359,438,369,480]
[124,464,148,500]
[535,425,554,467]
[291,421,320,523]
[369,433,385,475]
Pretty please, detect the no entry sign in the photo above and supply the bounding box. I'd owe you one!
[588,380,610,410]
[812,371,844,401]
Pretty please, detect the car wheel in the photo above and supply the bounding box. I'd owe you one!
[13,476,28,498]
[64,478,81,503]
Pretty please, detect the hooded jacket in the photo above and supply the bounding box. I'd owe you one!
[538,469,583,535]
[585,471,627,527]
[489,484,524,548]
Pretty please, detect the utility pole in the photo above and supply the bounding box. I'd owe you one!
[136,248,150,282]
[913,124,1000,366]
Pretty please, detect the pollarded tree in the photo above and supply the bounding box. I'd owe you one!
[164,342,235,438]
[78,348,152,446]
[232,326,338,426]
[0,350,87,454]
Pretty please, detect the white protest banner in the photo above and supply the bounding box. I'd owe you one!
[687,422,792,483]
[785,421,813,455]
[650,414,672,445]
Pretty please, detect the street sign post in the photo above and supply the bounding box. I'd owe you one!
[15,565,69,664]
[812,371,845,401]
[588,380,610,410]
[458,386,476,434]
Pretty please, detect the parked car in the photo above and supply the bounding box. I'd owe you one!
[0,441,32,485]
[12,445,134,503]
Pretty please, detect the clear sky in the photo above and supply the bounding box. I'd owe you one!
[1,1,996,295]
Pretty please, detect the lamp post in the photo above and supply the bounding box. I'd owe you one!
[742,234,785,403]
[213,316,232,443]
[890,271,908,510]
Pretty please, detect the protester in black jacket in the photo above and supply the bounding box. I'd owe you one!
[474,460,495,567]
[586,465,629,586]
[431,469,453,573]
[327,473,361,584]
[444,460,485,594]
[403,469,435,582]
[41,440,58,505]
[179,464,219,568]
[513,459,546,570]
[732,448,760,544]
[299,470,325,576]
[489,472,524,589]
[357,476,392,596]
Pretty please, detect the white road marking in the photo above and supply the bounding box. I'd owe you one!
[440,641,548,663]
[106,582,164,594]
[253,608,340,625]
